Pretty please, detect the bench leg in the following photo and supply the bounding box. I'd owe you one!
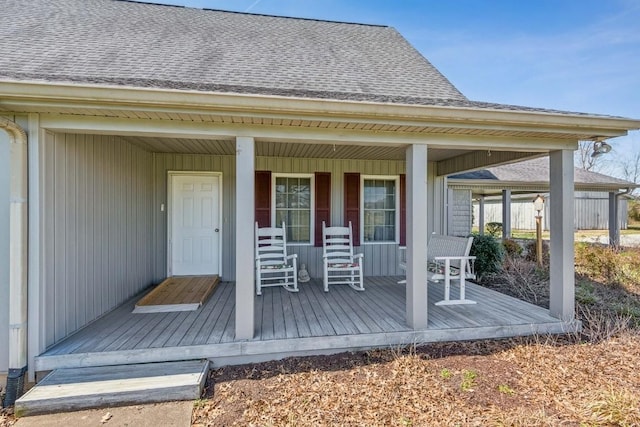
[434,260,477,306]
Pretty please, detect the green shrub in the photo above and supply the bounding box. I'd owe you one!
[575,243,640,288]
[574,243,619,283]
[485,222,503,237]
[470,234,504,280]
[502,238,523,257]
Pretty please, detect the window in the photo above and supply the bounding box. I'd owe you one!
[273,174,314,244]
[362,176,398,243]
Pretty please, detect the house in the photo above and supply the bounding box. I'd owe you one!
[2,0,640,400]
[447,157,638,242]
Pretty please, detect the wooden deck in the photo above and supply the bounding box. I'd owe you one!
[35,277,577,372]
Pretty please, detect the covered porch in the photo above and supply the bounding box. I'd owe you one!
[34,277,574,373]
[5,89,636,384]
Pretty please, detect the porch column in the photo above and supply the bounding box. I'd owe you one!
[235,136,255,340]
[608,192,620,247]
[406,144,428,329]
[501,189,511,240]
[478,195,485,235]
[549,150,575,321]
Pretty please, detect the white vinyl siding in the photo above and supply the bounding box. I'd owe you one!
[42,132,154,348]
[449,189,472,237]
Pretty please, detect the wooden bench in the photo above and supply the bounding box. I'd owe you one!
[399,234,477,305]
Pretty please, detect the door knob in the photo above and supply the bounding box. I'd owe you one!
[215,228,219,232]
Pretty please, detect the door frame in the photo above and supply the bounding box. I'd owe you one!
[167,171,223,277]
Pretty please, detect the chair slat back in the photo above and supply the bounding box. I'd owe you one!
[323,221,355,262]
[255,222,288,265]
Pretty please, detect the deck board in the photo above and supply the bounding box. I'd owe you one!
[204,283,234,344]
[280,289,299,339]
[315,283,361,335]
[38,277,573,372]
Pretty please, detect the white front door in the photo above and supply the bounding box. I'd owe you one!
[170,173,221,276]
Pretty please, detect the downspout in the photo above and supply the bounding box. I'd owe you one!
[0,117,28,407]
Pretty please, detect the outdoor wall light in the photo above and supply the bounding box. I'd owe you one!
[591,140,612,158]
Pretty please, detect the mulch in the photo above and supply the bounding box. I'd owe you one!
[192,334,640,426]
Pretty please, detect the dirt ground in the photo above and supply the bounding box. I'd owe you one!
[3,335,639,427]
[192,334,640,426]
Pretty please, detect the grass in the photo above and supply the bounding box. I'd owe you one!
[460,369,478,392]
[470,227,640,240]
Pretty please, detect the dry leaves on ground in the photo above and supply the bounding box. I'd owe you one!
[193,333,640,426]
[0,407,14,427]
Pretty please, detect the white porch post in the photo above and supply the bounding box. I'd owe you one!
[478,195,485,235]
[235,136,255,340]
[406,144,428,329]
[501,189,511,239]
[608,192,620,247]
[549,150,575,320]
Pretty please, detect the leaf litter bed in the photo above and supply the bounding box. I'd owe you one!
[193,334,640,426]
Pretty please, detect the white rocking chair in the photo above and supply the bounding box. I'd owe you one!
[255,222,299,296]
[322,221,364,292]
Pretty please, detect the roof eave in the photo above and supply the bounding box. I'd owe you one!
[448,178,639,191]
[1,79,639,136]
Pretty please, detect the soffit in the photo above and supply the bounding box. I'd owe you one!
[1,103,610,141]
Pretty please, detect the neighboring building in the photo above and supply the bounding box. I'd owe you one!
[1,0,639,392]
[448,157,637,237]
[470,192,629,231]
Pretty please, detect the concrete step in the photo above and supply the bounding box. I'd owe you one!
[15,360,209,417]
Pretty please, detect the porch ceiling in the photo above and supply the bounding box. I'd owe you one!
[121,135,475,161]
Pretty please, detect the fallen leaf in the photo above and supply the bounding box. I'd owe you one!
[101,412,112,423]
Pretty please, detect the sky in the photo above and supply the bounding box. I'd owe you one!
[137,0,640,179]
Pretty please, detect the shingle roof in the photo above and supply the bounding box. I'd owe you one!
[1,0,466,102]
[450,157,637,187]
[0,0,633,119]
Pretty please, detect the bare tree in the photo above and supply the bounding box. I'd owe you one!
[621,150,640,196]
[576,140,599,171]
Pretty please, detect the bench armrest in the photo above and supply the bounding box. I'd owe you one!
[432,255,476,261]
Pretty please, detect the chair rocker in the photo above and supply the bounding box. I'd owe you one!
[322,221,364,292]
[255,222,298,296]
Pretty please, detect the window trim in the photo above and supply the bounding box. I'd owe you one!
[271,173,315,246]
[360,175,400,245]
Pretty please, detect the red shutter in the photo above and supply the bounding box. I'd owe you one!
[255,170,271,227]
[344,173,361,246]
[400,174,406,246]
[314,172,331,247]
